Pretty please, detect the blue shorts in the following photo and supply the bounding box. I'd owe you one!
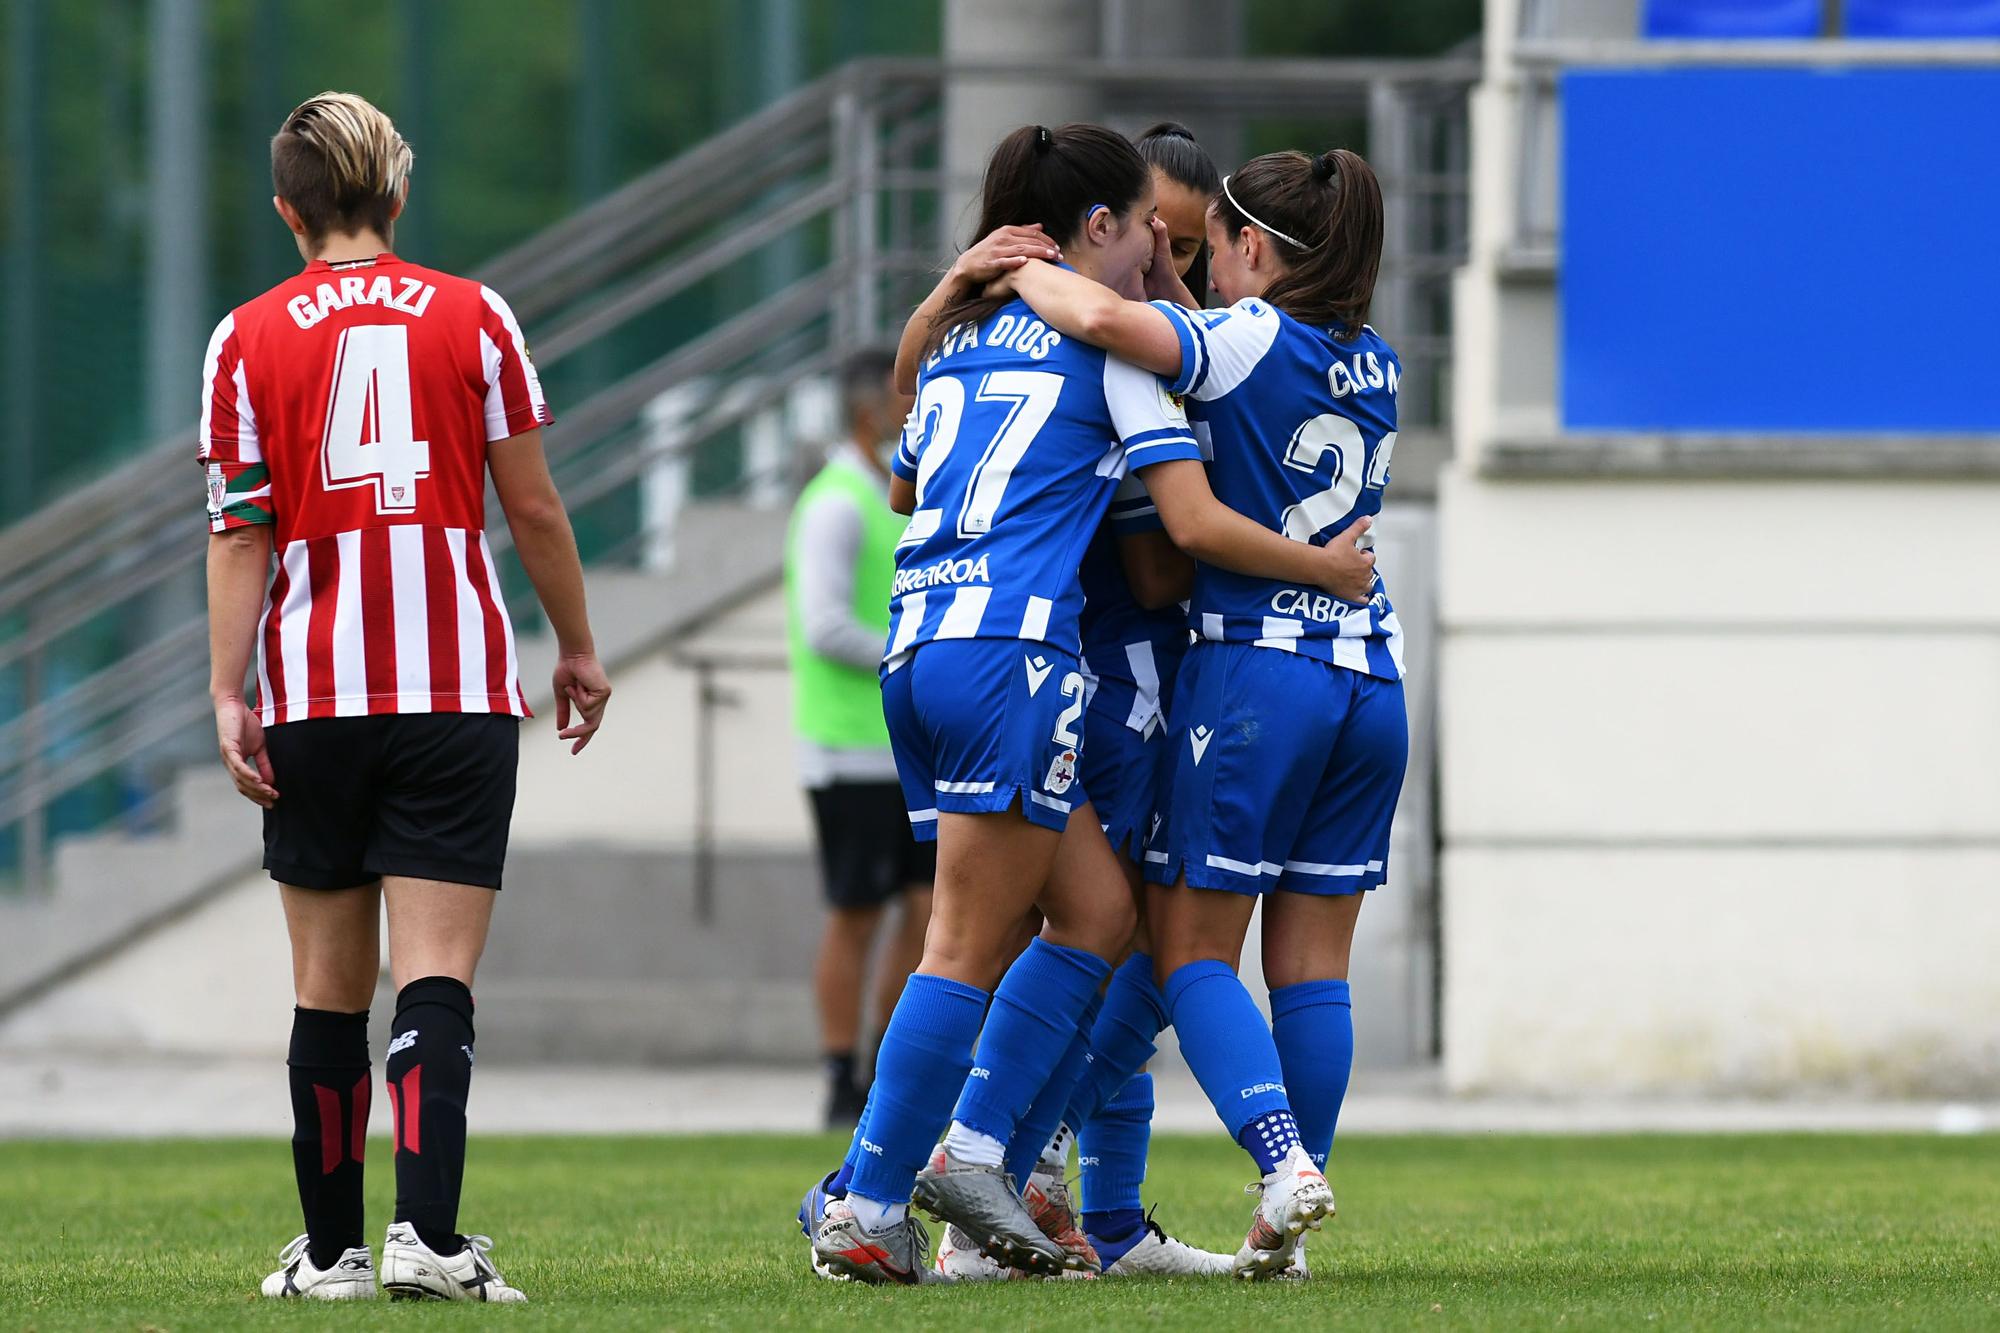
[882,639,1092,842]
[1080,697,1165,864]
[1144,642,1407,896]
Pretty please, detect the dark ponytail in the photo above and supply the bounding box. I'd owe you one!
[1136,122,1220,298]
[1135,121,1220,196]
[1215,147,1382,340]
[925,122,1151,356]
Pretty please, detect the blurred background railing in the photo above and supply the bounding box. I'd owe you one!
[0,55,1474,899]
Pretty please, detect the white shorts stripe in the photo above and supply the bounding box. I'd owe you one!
[1282,859,1385,877]
[1205,853,1284,877]
[1018,595,1053,642]
[907,808,939,824]
[1028,790,1073,814]
[934,585,991,639]
[935,779,997,794]
[1144,850,1171,864]
[1201,612,1225,642]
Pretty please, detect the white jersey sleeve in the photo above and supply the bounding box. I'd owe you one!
[1150,297,1283,401]
[1101,354,1201,472]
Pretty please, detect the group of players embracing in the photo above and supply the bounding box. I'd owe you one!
[798,118,1406,1284]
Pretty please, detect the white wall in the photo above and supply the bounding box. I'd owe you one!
[511,587,814,852]
[1437,2,2000,1094]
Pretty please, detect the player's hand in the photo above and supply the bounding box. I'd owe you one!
[553,651,612,755]
[1140,216,1176,298]
[1318,515,1379,603]
[215,695,278,808]
[950,224,1061,289]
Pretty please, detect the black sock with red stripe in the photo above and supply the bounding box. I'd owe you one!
[385,976,475,1256]
[287,1007,371,1271]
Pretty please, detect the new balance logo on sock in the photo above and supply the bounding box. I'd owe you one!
[861,1138,885,1156]
[969,1066,991,1080]
[1240,1081,1286,1098]
[1190,725,1214,765]
[388,1029,419,1057]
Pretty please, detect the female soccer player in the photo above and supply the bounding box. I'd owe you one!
[203,92,610,1302]
[995,146,1403,1279]
[950,122,1234,1281]
[807,124,1374,1285]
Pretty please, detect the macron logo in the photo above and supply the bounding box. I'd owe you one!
[1024,656,1053,697]
[388,1030,418,1057]
[861,1138,885,1156]
[1190,725,1214,765]
[1240,1081,1286,1099]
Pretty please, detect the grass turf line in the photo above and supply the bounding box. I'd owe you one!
[1,1133,1995,1330]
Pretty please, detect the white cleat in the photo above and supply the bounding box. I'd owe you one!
[1232,1145,1334,1281]
[1273,1235,1312,1281]
[259,1235,378,1300]
[1098,1214,1236,1277]
[934,1223,1020,1281]
[380,1222,527,1302]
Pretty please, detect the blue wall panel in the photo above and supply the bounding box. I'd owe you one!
[1562,69,2000,432]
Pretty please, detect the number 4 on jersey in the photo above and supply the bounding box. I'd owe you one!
[321,324,431,515]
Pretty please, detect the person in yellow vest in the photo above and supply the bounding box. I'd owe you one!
[786,349,934,1130]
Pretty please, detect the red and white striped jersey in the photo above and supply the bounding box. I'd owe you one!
[199,252,553,725]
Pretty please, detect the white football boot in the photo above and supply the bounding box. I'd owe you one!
[1273,1235,1312,1281]
[380,1222,527,1302]
[1233,1144,1334,1280]
[1098,1214,1235,1277]
[259,1234,378,1300]
[934,1223,1018,1280]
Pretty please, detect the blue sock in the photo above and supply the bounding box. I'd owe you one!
[1270,979,1353,1171]
[1003,992,1102,1189]
[1237,1109,1303,1175]
[1163,959,1292,1156]
[951,938,1111,1144]
[847,973,989,1207]
[1063,952,1169,1131]
[827,1082,878,1198]
[1080,1071,1152,1222]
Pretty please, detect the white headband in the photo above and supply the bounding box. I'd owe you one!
[1220,174,1311,251]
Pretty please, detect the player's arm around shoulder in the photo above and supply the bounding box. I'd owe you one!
[488,428,611,754]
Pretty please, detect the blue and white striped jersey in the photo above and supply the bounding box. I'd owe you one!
[1077,475,1189,737]
[1154,297,1404,680]
[885,295,1201,668]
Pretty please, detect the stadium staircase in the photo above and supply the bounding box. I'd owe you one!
[0,57,1474,1056]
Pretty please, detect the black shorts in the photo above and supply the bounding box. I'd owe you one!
[808,781,937,910]
[262,713,521,891]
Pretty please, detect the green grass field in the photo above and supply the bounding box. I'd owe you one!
[2,1133,1995,1331]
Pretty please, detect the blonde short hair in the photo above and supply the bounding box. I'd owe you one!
[271,92,412,240]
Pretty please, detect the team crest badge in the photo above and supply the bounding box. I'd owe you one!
[1044,748,1078,795]
[206,464,227,513]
